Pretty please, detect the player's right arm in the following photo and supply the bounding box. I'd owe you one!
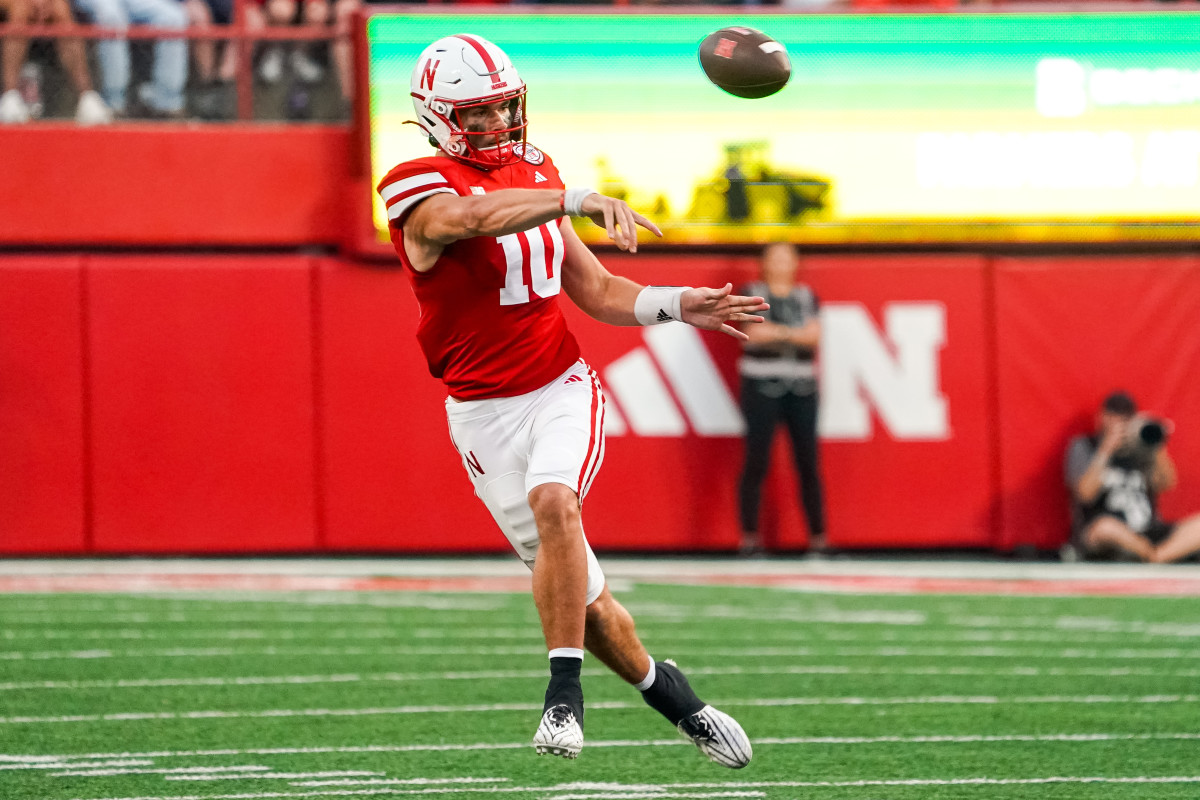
[403,188,659,273]
[404,189,568,272]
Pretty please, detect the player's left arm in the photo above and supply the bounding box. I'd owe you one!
[559,220,768,340]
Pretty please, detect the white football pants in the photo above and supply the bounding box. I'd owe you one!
[444,359,607,604]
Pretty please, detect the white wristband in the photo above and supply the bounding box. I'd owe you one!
[563,187,596,217]
[634,286,689,326]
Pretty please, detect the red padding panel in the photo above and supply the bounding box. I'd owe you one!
[994,256,1200,551]
[0,256,86,552]
[804,256,995,549]
[0,125,351,248]
[318,259,499,551]
[87,255,317,552]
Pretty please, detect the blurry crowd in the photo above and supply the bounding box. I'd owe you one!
[0,0,357,123]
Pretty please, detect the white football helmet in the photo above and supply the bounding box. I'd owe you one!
[409,34,527,169]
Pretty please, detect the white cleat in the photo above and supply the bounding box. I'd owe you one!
[677,705,753,769]
[533,704,583,759]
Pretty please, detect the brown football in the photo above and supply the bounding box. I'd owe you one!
[698,27,791,99]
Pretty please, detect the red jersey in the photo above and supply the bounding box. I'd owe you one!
[377,144,581,400]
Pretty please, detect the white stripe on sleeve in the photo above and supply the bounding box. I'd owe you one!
[386,187,456,221]
[378,172,449,203]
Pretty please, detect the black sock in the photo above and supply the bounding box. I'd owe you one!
[544,656,584,728]
[641,660,705,725]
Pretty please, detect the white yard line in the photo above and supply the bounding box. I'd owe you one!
[531,795,764,800]
[8,731,1199,763]
[4,663,1197,693]
[52,766,273,778]
[57,775,1200,800]
[3,694,1200,725]
[4,643,1200,662]
[0,760,153,771]
[4,610,1197,638]
[165,773,383,782]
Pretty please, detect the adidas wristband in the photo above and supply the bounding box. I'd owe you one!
[634,286,689,326]
[563,187,596,218]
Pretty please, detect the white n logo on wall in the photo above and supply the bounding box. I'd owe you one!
[602,325,743,436]
[601,302,947,440]
[818,303,948,440]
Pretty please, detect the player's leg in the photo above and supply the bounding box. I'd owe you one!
[442,367,601,759]
[528,482,587,654]
[520,361,609,757]
[525,482,589,758]
[584,586,753,769]
[1150,514,1200,563]
[1081,515,1155,561]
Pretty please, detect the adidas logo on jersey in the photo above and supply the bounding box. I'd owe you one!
[534,171,548,183]
[470,186,486,195]
[564,374,584,384]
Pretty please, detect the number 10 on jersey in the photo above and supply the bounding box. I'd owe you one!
[498,222,564,306]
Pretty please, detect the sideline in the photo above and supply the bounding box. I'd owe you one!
[0,557,1199,596]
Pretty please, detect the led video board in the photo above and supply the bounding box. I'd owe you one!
[366,12,1200,245]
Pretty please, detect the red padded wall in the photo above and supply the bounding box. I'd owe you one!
[317,259,499,551]
[805,256,995,549]
[994,256,1200,550]
[0,126,352,248]
[0,256,87,552]
[87,255,318,552]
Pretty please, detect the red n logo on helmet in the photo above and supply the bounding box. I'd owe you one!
[420,59,439,91]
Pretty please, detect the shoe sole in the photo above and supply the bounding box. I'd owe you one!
[534,743,580,759]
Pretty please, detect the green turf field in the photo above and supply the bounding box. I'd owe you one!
[1,582,1199,800]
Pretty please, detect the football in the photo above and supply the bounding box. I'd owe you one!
[698,27,791,99]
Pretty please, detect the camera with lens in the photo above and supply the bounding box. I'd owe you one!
[1117,415,1171,463]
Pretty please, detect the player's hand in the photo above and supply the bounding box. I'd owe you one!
[579,193,663,253]
[680,283,769,341]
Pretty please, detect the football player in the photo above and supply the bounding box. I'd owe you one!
[378,34,764,767]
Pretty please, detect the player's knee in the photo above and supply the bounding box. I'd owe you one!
[528,483,581,539]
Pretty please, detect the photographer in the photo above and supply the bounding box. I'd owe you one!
[1065,391,1200,563]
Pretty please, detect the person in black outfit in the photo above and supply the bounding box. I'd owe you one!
[737,243,826,554]
[1065,391,1200,562]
